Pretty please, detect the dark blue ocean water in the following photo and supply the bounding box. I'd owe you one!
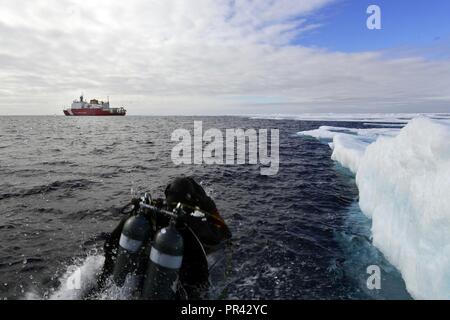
[0,116,411,300]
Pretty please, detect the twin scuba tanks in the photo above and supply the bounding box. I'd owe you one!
[112,206,185,299]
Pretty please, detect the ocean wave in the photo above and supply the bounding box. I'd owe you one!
[0,179,98,200]
[40,160,74,166]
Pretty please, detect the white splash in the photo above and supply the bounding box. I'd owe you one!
[49,255,105,300]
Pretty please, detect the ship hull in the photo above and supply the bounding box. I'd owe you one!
[63,108,126,116]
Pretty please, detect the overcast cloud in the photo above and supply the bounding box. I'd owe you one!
[0,0,449,115]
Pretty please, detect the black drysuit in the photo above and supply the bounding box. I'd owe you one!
[98,177,232,299]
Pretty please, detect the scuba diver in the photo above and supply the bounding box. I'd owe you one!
[96,177,232,299]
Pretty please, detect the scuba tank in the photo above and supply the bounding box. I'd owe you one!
[112,213,151,291]
[141,222,184,299]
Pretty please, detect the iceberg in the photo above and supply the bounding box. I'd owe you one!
[298,126,399,173]
[299,117,450,299]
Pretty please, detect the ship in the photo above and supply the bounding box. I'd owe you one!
[63,95,126,116]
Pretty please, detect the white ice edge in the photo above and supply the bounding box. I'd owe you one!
[298,116,450,300]
[247,113,450,123]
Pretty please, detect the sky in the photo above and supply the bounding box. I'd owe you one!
[1,0,450,115]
